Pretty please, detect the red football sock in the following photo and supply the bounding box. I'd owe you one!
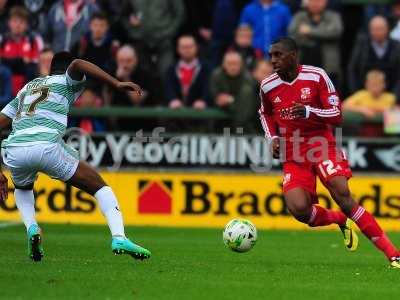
[308,205,347,227]
[351,205,398,260]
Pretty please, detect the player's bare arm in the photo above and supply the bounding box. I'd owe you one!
[271,137,280,159]
[67,59,142,95]
[0,113,11,202]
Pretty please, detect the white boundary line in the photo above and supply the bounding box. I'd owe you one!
[0,222,21,228]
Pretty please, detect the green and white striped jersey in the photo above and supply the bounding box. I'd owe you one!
[1,72,85,147]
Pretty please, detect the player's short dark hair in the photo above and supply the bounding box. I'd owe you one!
[271,37,298,53]
[90,11,109,23]
[50,51,75,75]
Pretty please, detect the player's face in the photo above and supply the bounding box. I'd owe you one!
[269,44,296,75]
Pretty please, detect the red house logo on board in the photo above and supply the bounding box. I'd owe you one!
[138,181,172,214]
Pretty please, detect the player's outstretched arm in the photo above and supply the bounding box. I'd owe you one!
[0,113,11,130]
[290,102,342,125]
[67,59,142,95]
[0,113,11,202]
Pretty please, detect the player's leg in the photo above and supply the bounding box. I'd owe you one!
[2,146,43,261]
[324,175,400,266]
[66,160,124,237]
[284,187,312,223]
[283,162,346,228]
[41,142,150,259]
[66,161,150,259]
[14,184,44,262]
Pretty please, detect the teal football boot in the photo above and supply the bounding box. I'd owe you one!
[111,237,151,260]
[27,224,44,262]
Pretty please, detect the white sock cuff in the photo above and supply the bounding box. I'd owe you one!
[94,185,125,237]
[14,189,36,230]
[351,206,365,223]
[308,205,317,224]
[15,189,34,194]
[94,186,113,198]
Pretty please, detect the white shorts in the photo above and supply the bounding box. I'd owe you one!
[2,142,79,187]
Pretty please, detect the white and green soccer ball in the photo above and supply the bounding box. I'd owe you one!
[223,219,257,253]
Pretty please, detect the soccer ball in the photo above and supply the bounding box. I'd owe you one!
[223,219,257,252]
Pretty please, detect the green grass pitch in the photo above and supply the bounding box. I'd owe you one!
[0,223,399,300]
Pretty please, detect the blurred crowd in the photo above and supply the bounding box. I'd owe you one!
[1,0,400,135]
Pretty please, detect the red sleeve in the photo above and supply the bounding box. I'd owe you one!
[258,89,278,139]
[307,70,342,126]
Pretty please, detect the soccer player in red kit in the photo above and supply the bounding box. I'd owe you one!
[259,37,400,268]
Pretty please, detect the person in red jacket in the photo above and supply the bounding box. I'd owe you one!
[0,6,43,96]
[259,37,400,268]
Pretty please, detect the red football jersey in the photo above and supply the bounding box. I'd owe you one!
[259,65,341,161]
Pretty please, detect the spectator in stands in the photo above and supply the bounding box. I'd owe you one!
[92,0,125,41]
[343,70,395,119]
[23,0,52,33]
[210,51,257,131]
[165,35,210,111]
[0,0,8,34]
[252,59,274,84]
[179,0,213,43]
[348,16,400,96]
[72,12,118,74]
[390,0,400,42]
[37,48,53,77]
[0,6,43,96]
[121,0,185,75]
[240,0,291,57]
[209,0,242,67]
[0,63,12,108]
[107,45,157,107]
[228,25,262,70]
[106,45,160,131]
[44,0,98,52]
[288,0,343,85]
[71,86,105,133]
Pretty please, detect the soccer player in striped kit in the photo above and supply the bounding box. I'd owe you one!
[0,52,151,261]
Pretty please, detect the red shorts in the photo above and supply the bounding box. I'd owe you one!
[282,146,352,203]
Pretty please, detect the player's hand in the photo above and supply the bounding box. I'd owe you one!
[116,82,142,96]
[0,172,8,202]
[271,137,280,159]
[290,103,307,119]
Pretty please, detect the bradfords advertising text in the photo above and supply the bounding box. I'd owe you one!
[1,172,400,230]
